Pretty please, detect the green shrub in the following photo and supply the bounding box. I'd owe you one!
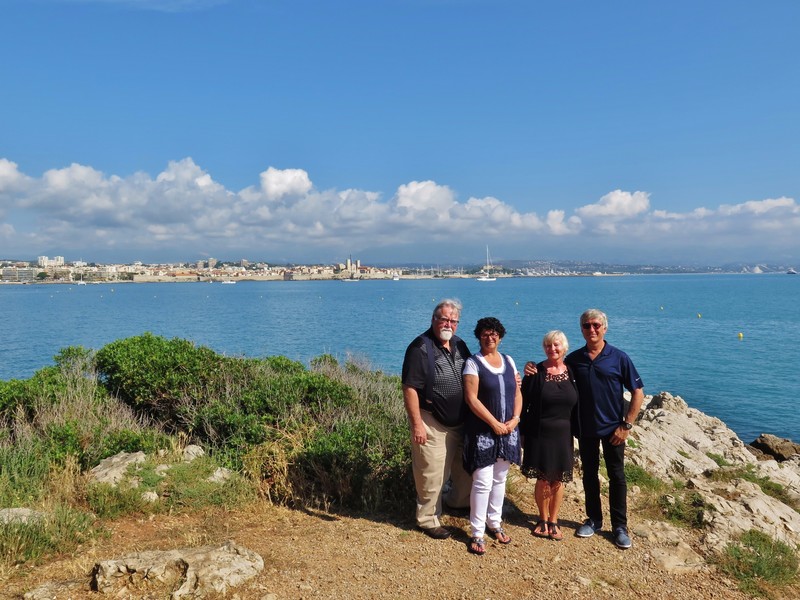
[92,429,169,464]
[44,422,83,465]
[716,529,799,597]
[263,355,306,375]
[95,333,222,425]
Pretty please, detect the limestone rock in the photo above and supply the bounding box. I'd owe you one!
[183,444,205,462]
[88,451,146,487]
[207,467,232,484]
[91,540,263,598]
[0,508,45,525]
[626,391,800,554]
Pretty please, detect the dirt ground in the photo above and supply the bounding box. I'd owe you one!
[5,472,793,600]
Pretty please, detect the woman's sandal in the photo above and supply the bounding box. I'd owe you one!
[488,526,512,544]
[547,521,563,541]
[468,537,486,555]
[533,520,549,538]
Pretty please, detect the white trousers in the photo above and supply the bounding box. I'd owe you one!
[469,459,511,538]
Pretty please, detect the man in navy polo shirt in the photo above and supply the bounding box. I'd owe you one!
[567,308,644,549]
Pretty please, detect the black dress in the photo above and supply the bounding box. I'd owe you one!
[521,368,578,482]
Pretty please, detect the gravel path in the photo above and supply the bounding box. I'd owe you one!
[4,475,781,600]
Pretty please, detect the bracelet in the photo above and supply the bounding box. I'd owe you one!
[511,415,520,422]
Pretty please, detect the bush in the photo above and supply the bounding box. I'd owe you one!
[716,529,799,597]
[95,333,222,426]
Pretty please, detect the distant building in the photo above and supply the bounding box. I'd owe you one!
[37,256,64,268]
[2,267,37,282]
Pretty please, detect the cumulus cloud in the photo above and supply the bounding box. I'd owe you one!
[259,167,313,202]
[0,156,797,264]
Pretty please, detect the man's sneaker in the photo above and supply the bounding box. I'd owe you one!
[575,519,601,538]
[613,526,632,549]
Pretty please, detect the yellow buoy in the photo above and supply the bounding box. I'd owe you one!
[697,313,702,318]
[738,332,744,339]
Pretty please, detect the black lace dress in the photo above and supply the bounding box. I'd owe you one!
[521,370,578,482]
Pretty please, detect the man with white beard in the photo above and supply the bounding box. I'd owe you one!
[402,299,473,539]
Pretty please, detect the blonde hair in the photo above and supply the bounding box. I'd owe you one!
[542,330,569,359]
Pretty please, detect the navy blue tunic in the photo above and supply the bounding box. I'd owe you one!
[463,354,521,474]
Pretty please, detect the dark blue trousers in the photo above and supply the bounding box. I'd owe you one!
[578,435,627,530]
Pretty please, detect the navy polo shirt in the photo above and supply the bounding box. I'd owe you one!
[566,342,643,438]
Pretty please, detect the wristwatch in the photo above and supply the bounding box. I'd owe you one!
[622,421,633,430]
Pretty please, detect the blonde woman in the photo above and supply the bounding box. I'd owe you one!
[520,330,578,541]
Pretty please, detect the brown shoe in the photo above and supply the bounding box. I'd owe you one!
[421,526,451,539]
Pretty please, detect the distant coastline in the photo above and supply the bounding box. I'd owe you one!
[2,257,797,285]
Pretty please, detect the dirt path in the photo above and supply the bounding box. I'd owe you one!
[3,475,779,600]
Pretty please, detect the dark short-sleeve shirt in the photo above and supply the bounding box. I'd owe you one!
[566,342,643,438]
[402,328,471,427]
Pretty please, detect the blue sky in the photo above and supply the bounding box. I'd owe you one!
[1,0,798,266]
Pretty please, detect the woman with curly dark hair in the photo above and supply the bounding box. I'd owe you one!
[462,316,522,555]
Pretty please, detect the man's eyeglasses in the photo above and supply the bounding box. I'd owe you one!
[582,322,603,330]
[435,316,459,325]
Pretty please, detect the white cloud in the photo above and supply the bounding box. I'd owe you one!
[576,190,651,220]
[0,157,797,265]
[259,167,313,202]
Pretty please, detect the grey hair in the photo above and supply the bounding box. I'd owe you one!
[432,298,462,319]
[542,330,569,358]
[580,308,608,330]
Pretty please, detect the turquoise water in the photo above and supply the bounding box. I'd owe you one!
[1,274,797,442]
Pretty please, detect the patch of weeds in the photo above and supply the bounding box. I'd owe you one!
[0,439,52,505]
[660,491,709,528]
[86,482,149,519]
[710,465,798,511]
[677,449,691,459]
[706,452,731,467]
[0,505,95,567]
[715,529,799,597]
[625,463,666,493]
[157,456,256,511]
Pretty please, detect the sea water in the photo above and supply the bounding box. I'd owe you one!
[1,274,797,443]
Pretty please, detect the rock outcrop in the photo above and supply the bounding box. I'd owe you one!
[628,391,800,553]
[25,541,263,599]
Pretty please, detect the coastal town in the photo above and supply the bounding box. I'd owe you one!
[2,255,795,285]
[0,255,603,284]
